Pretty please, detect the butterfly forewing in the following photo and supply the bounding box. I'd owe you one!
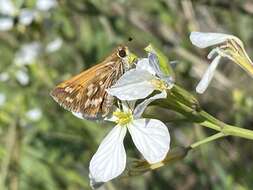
[51,45,129,120]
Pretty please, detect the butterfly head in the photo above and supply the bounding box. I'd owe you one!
[116,45,136,69]
[116,45,129,58]
[117,45,127,57]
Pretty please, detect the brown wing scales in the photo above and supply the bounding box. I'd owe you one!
[50,47,126,120]
[78,59,124,119]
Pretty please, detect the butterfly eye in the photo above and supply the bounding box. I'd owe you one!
[118,49,127,58]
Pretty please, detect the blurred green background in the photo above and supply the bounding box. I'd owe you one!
[1,0,253,189]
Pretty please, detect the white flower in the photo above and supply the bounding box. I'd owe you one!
[0,10,36,31]
[36,0,58,11]
[14,42,42,66]
[19,9,37,26]
[0,17,13,31]
[0,0,58,32]
[0,72,9,81]
[46,38,63,53]
[190,32,242,49]
[0,0,42,31]
[0,93,6,107]
[26,108,42,121]
[0,0,16,16]
[107,53,174,100]
[15,69,29,85]
[190,32,253,94]
[89,93,170,183]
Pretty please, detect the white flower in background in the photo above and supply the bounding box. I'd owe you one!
[108,52,174,100]
[190,32,253,94]
[0,17,14,31]
[19,9,36,26]
[0,0,58,31]
[46,38,63,53]
[0,13,37,31]
[0,0,36,31]
[26,108,42,121]
[0,0,16,16]
[36,0,58,11]
[15,70,29,85]
[0,0,15,31]
[0,72,9,81]
[0,93,6,106]
[89,94,170,183]
[14,42,42,66]
[14,39,62,66]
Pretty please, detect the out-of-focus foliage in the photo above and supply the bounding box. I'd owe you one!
[1,0,253,189]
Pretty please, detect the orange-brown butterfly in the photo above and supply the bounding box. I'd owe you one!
[50,45,131,120]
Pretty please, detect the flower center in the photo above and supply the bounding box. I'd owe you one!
[113,110,133,126]
[150,78,168,91]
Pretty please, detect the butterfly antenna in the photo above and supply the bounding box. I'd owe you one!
[125,37,133,46]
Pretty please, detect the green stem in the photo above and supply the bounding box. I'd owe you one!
[158,90,253,141]
[198,120,221,131]
[0,122,17,190]
[198,110,253,141]
[190,132,225,149]
[222,125,253,140]
[198,110,226,128]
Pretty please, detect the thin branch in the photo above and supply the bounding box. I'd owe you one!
[0,122,17,190]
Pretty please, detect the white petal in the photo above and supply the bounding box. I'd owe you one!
[207,48,219,59]
[14,42,41,65]
[148,53,175,89]
[89,125,127,182]
[36,0,58,11]
[136,58,156,75]
[134,91,167,118]
[0,93,6,106]
[89,175,105,190]
[196,55,221,94]
[128,119,170,163]
[46,38,63,53]
[15,70,29,85]
[0,72,9,81]
[107,69,155,100]
[148,53,164,77]
[19,9,36,26]
[0,17,13,31]
[26,108,42,121]
[190,32,241,48]
[0,0,16,16]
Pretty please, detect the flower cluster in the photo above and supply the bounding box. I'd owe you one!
[89,52,174,187]
[0,0,57,31]
[0,0,62,86]
[12,38,62,86]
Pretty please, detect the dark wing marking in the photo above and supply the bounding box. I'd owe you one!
[51,58,124,119]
